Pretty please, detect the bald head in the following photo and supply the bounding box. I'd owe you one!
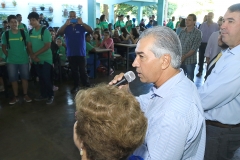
[207,12,214,22]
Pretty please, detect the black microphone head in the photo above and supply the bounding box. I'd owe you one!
[124,71,136,83]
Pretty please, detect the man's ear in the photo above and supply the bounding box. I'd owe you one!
[161,54,171,70]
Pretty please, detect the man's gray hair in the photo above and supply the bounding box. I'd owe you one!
[139,26,182,69]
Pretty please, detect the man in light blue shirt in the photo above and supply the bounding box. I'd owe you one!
[110,26,206,160]
[198,3,240,160]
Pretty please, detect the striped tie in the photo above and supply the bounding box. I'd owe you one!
[205,52,222,80]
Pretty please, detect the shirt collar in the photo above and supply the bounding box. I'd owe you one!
[184,27,195,33]
[151,69,185,98]
[226,44,240,55]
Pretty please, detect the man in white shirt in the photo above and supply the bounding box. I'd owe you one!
[198,3,240,160]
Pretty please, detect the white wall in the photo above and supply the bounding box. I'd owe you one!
[10,0,88,27]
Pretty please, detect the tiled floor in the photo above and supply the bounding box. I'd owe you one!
[0,62,217,160]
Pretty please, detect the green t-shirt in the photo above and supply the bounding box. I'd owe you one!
[86,42,94,58]
[91,39,102,47]
[96,24,101,29]
[99,21,108,30]
[57,46,66,61]
[126,20,132,32]
[18,23,28,33]
[115,20,125,28]
[1,30,29,64]
[167,21,174,30]
[29,27,52,65]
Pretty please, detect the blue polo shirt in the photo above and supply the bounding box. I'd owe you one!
[64,24,86,57]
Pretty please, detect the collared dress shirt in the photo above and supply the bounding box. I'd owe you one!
[179,27,202,65]
[204,31,221,62]
[199,22,219,43]
[198,45,240,124]
[134,70,206,160]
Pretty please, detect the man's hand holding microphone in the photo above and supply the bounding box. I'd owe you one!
[109,71,136,90]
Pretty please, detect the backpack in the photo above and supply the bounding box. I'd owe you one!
[5,29,26,49]
[22,23,27,30]
[29,26,46,41]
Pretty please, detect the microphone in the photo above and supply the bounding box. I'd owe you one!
[114,71,136,86]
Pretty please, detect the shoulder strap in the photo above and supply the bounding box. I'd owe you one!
[29,29,33,35]
[20,29,27,47]
[5,31,10,49]
[41,26,46,41]
[23,23,26,29]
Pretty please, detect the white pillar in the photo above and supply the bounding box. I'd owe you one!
[88,0,96,29]
[108,4,114,24]
[137,5,143,25]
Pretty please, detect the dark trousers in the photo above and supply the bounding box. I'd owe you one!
[198,42,207,73]
[34,62,53,98]
[205,124,240,160]
[68,56,90,88]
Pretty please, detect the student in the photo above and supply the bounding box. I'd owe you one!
[99,15,108,33]
[99,31,114,75]
[56,37,66,66]
[125,15,132,33]
[92,31,102,47]
[27,12,54,104]
[16,14,28,32]
[1,15,32,104]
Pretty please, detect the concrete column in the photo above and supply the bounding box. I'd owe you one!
[88,0,96,29]
[96,3,100,19]
[108,4,114,24]
[137,5,143,25]
[157,0,165,26]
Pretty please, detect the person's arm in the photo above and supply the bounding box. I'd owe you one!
[130,35,138,44]
[27,42,39,62]
[82,23,93,33]
[57,19,71,36]
[77,18,93,33]
[1,33,8,57]
[198,55,240,110]
[2,44,8,57]
[90,47,96,52]
[121,34,130,41]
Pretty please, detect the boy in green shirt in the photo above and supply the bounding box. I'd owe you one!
[56,37,66,65]
[1,15,32,104]
[115,15,125,29]
[125,15,132,33]
[27,12,54,104]
[16,14,28,33]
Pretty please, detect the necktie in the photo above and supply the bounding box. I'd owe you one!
[205,52,222,80]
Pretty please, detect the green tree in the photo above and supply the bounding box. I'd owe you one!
[112,2,177,22]
[167,2,177,18]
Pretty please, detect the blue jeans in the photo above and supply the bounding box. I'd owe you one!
[181,63,196,81]
[7,63,29,82]
[34,62,53,98]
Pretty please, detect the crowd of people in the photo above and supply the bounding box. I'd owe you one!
[0,12,67,104]
[0,3,240,160]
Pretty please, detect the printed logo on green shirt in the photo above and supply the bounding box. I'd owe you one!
[9,37,23,41]
[30,35,41,39]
